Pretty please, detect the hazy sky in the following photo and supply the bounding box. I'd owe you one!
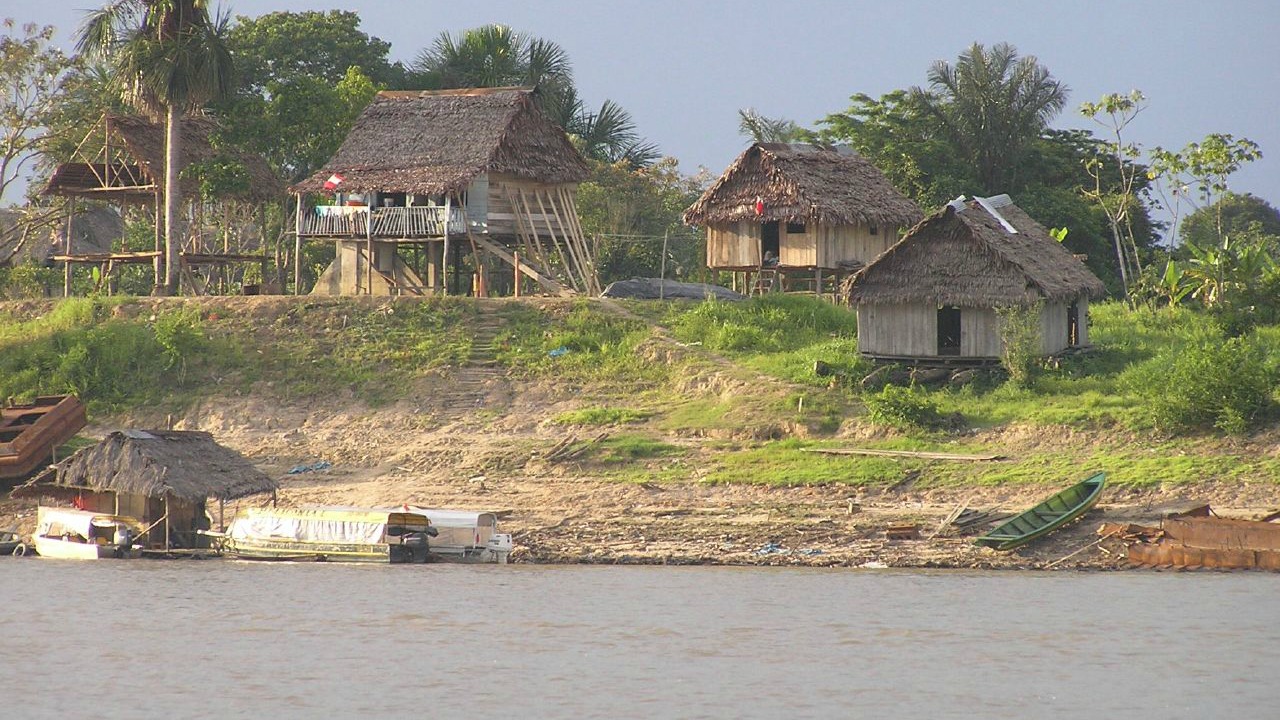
[15,0,1280,224]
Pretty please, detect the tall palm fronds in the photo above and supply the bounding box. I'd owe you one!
[413,24,572,91]
[911,42,1067,193]
[737,108,803,144]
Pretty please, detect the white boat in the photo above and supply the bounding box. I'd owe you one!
[33,506,142,559]
[406,508,513,564]
[218,506,435,563]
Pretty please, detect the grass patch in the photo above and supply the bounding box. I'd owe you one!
[553,407,653,426]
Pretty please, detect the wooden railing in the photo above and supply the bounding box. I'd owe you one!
[300,206,466,238]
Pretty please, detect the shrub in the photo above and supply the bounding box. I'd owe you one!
[997,301,1044,388]
[1127,333,1276,434]
[864,384,946,430]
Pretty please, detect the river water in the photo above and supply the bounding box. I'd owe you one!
[1,561,1276,719]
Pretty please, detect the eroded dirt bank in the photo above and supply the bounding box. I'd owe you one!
[5,388,1275,570]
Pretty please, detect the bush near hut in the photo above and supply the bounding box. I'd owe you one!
[1125,332,1278,435]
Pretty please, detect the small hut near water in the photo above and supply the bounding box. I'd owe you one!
[683,143,923,295]
[291,87,595,297]
[11,430,277,550]
[845,195,1107,364]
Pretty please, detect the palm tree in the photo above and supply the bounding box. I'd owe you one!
[737,108,803,144]
[78,0,233,295]
[414,25,657,167]
[413,24,572,92]
[911,42,1067,193]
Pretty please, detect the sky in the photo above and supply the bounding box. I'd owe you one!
[12,0,1280,223]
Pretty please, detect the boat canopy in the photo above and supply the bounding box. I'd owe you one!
[229,506,429,545]
[399,507,499,549]
[36,506,140,538]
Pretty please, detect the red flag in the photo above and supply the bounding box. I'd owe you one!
[755,196,764,216]
[323,173,345,191]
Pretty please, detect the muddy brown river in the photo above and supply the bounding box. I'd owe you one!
[2,560,1277,718]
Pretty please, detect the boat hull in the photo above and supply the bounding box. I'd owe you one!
[34,537,139,559]
[224,538,429,564]
[975,472,1107,551]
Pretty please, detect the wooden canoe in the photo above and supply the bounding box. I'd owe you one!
[974,472,1107,551]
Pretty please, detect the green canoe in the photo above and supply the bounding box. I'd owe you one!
[974,472,1107,551]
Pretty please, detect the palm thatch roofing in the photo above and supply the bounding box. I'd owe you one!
[845,196,1107,307]
[292,87,590,196]
[683,143,923,227]
[43,114,282,203]
[11,430,278,504]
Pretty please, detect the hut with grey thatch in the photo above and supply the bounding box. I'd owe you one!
[291,86,594,297]
[43,113,283,296]
[12,430,278,550]
[845,195,1107,363]
[683,143,923,295]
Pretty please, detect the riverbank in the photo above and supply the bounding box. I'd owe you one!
[3,295,1278,569]
[6,441,1275,569]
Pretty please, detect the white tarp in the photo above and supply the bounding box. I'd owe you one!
[229,507,411,545]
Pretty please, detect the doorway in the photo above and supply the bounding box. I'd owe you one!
[761,221,780,265]
[1067,302,1080,346]
[937,306,961,356]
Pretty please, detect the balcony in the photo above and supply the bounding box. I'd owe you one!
[300,205,468,238]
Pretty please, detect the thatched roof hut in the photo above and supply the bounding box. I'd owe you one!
[43,114,282,203]
[684,143,922,228]
[292,87,589,196]
[846,195,1107,363]
[13,430,277,504]
[846,196,1106,307]
[684,144,922,289]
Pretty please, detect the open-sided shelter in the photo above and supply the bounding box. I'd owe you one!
[845,195,1107,364]
[12,430,278,550]
[291,87,594,297]
[43,114,283,296]
[683,143,923,295]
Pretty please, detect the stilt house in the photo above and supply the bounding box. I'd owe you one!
[42,114,283,295]
[845,195,1107,364]
[683,143,923,295]
[12,430,278,551]
[291,87,595,297]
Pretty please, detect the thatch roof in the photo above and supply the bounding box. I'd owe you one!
[683,143,923,227]
[43,114,283,203]
[11,430,278,504]
[292,87,590,196]
[845,196,1107,307]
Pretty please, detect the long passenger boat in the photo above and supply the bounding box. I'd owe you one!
[974,472,1107,551]
[216,506,435,563]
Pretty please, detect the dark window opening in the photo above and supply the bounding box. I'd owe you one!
[761,221,780,265]
[937,306,961,356]
[379,191,407,207]
[869,224,879,235]
[786,221,806,234]
[1067,302,1080,347]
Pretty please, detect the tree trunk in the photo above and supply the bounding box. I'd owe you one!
[163,105,181,295]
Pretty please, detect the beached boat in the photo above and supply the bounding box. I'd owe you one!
[974,472,1107,551]
[1,529,21,555]
[32,506,143,559]
[407,508,513,564]
[217,506,436,563]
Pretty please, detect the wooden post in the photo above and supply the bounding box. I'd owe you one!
[442,197,451,296]
[815,267,822,297]
[294,195,303,295]
[164,497,170,552]
[63,199,74,297]
[659,230,668,300]
[513,250,520,298]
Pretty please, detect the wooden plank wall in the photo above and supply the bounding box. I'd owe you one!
[710,221,901,269]
[707,221,759,267]
[857,303,935,356]
[486,173,574,238]
[961,307,1003,357]
[808,222,898,268]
